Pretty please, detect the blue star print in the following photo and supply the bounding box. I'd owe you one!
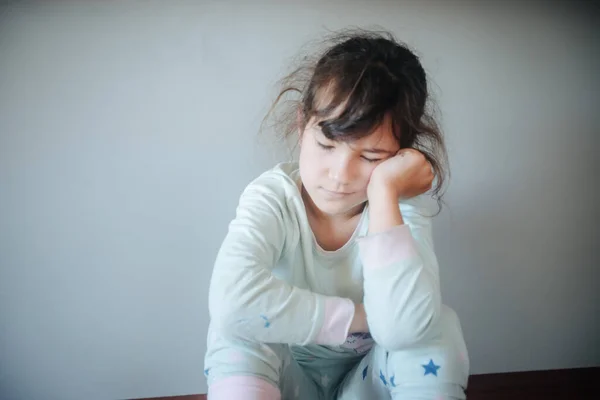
[389,375,396,387]
[422,359,441,376]
[204,368,209,376]
[260,315,271,328]
[379,369,387,386]
[362,365,368,380]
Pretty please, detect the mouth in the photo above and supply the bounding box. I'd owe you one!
[320,187,354,197]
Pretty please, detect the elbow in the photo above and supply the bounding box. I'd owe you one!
[208,275,268,342]
[209,306,249,341]
[372,296,441,351]
[209,287,247,340]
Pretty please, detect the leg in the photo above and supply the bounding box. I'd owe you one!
[387,305,469,399]
[335,305,470,400]
[208,376,280,399]
[204,327,320,399]
[334,344,392,400]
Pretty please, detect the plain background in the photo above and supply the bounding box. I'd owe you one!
[0,0,598,399]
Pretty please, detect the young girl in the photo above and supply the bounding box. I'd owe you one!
[204,29,470,399]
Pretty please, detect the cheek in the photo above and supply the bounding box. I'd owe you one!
[299,143,326,172]
[356,163,378,186]
[366,163,380,179]
[298,147,321,185]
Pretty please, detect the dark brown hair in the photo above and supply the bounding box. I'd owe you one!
[262,28,449,211]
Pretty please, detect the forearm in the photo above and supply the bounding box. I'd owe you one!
[210,271,355,346]
[361,243,440,350]
[367,187,404,234]
[359,197,441,350]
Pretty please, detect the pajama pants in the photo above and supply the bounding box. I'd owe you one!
[205,305,469,399]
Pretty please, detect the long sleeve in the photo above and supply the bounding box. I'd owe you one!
[208,176,355,346]
[357,196,442,351]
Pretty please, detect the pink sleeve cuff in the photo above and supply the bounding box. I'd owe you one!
[315,297,355,345]
[357,224,419,270]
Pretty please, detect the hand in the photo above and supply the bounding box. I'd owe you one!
[349,303,369,334]
[367,148,433,201]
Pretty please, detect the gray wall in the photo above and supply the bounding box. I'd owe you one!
[0,0,598,399]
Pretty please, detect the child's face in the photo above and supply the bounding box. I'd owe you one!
[298,115,400,218]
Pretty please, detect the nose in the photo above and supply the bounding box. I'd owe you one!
[328,153,354,187]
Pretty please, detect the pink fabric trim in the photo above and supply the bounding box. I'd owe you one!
[357,224,419,270]
[208,375,281,400]
[314,297,355,345]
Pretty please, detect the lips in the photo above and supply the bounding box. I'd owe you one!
[321,188,354,196]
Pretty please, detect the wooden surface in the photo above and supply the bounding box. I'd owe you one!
[465,367,597,399]
[137,367,598,400]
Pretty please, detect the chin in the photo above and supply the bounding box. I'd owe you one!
[313,197,366,217]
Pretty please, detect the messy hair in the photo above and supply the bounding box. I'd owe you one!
[262,28,449,212]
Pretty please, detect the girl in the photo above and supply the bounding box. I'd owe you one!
[204,28,470,399]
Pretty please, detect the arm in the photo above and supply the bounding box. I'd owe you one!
[357,194,441,351]
[358,195,441,350]
[208,177,355,345]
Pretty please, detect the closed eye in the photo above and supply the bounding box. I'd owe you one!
[317,142,335,151]
[361,156,383,163]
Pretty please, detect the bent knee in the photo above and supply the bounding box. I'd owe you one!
[204,342,286,389]
[386,311,469,387]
